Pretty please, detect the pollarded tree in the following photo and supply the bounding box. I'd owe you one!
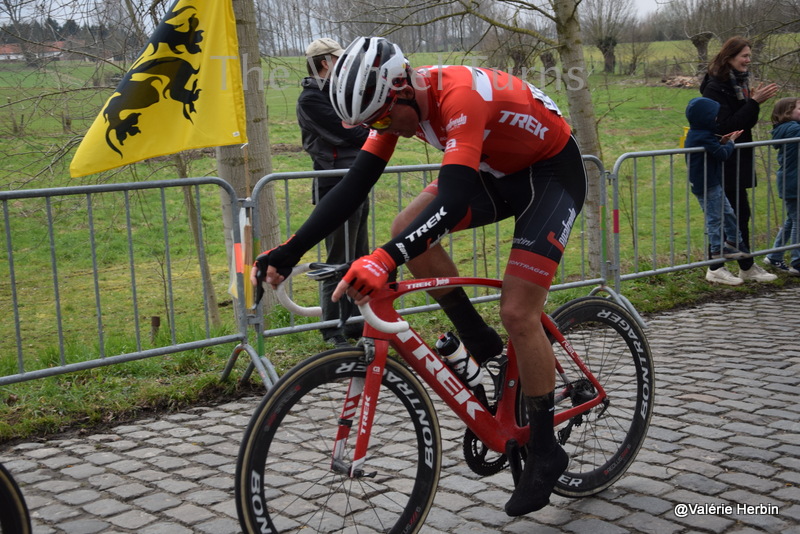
[580,0,634,74]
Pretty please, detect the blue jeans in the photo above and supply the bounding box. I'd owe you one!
[694,184,744,254]
[767,198,800,267]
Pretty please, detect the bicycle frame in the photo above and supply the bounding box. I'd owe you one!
[330,275,608,479]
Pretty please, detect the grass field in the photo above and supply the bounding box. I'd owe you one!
[1,39,798,442]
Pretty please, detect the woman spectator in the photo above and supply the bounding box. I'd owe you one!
[700,36,779,283]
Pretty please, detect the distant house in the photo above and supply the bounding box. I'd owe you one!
[38,41,66,60]
[0,41,72,62]
[0,44,24,61]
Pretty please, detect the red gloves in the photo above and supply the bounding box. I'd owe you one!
[342,248,396,299]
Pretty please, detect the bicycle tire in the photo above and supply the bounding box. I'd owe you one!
[549,297,654,498]
[0,462,32,534]
[235,348,442,534]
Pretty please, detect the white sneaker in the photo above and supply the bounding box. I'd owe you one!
[706,267,744,286]
[739,263,778,282]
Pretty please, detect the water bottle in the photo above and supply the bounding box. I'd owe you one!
[435,332,484,389]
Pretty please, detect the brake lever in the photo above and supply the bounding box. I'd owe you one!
[338,296,355,331]
[306,262,352,282]
[254,280,265,308]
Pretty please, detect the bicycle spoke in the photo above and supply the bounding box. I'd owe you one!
[236,351,440,533]
[550,297,654,497]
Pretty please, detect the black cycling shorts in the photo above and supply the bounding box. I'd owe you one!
[422,136,587,288]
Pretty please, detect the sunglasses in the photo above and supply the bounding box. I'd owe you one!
[364,98,416,130]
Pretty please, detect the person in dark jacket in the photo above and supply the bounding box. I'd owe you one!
[763,97,800,274]
[296,38,370,347]
[685,97,748,285]
[699,35,778,283]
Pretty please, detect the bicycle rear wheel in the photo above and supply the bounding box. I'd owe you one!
[0,462,32,534]
[236,348,442,534]
[550,297,654,498]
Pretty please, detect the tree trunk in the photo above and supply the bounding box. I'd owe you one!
[541,51,557,71]
[601,47,616,74]
[216,0,280,313]
[691,32,714,75]
[172,154,222,329]
[552,0,605,276]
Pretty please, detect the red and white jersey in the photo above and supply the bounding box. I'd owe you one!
[362,65,572,177]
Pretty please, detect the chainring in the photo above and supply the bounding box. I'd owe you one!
[463,426,509,476]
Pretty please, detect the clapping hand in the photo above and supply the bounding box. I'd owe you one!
[752,82,779,104]
[720,130,744,144]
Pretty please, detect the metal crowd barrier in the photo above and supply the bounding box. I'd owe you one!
[610,138,800,288]
[0,178,250,386]
[2,139,798,389]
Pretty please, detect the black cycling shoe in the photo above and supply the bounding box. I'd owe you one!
[460,326,504,365]
[504,444,569,516]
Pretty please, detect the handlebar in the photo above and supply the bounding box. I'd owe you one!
[274,263,410,334]
[275,264,322,317]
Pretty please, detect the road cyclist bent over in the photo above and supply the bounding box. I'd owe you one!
[251,36,589,516]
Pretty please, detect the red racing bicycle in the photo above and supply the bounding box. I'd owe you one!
[236,263,654,533]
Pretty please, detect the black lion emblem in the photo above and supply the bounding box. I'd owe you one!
[102,2,205,157]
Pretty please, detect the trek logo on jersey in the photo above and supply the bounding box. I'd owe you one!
[446,113,467,132]
[498,110,549,140]
[405,206,448,243]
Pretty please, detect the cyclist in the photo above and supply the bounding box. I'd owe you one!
[252,36,587,516]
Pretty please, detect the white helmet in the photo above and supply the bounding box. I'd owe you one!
[330,37,409,126]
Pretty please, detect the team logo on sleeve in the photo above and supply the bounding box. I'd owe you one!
[446,114,468,132]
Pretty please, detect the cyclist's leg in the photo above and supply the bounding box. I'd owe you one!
[317,186,368,344]
[501,268,568,516]
[497,136,586,516]
[501,276,553,396]
[498,135,586,400]
[392,187,504,363]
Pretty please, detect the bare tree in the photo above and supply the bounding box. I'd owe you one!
[218,0,281,313]
[0,0,282,317]
[581,0,634,74]
[618,22,653,75]
[313,0,606,275]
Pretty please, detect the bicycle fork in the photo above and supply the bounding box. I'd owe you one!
[330,338,389,479]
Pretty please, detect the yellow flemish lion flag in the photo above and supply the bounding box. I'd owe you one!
[70,0,247,177]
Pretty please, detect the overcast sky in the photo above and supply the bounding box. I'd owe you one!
[635,0,666,15]
[2,0,670,26]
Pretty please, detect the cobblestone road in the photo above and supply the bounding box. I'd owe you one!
[1,286,799,533]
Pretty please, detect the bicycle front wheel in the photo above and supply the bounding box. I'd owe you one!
[0,462,32,534]
[550,297,654,498]
[236,348,442,534]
